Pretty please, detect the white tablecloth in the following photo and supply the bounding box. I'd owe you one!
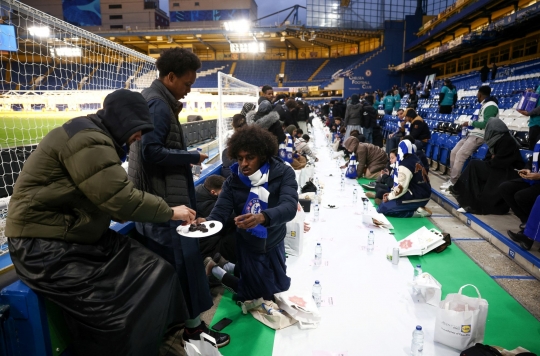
[272,120,459,356]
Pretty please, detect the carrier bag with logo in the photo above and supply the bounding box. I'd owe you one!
[434,284,489,350]
[345,153,358,179]
[284,210,305,256]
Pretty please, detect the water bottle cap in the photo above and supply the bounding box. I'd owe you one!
[370,230,373,233]
[416,325,422,330]
[315,280,320,284]
[317,243,321,246]
[416,264,421,268]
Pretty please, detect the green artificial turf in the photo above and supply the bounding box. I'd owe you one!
[357,177,540,352]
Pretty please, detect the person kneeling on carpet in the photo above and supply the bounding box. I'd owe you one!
[201,125,298,301]
[342,136,388,179]
[377,138,432,218]
[365,148,398,205]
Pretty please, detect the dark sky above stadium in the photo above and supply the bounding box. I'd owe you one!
[159,0,308,26]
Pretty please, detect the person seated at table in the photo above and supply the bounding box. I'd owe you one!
[377,138,432,218]
[499,139,540,232]
[330,117,342,137]
[365,148,398,205]
[405,109,431,151]
[6,89,196,356]
[448,118,524,214]
[385,109,405,153]
[222,114,247,178]
[507,195,540,251]
[295,128,304,139]
[342,136,388,179]
[295,134,318,162]
[202,125,298,301]
[196,175,237,264]
[284,125,307,170]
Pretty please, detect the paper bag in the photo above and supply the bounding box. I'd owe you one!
[362,212,394,230]
[434,284,489,350]
[274,291,321,329]
[285,211,305,256]
[398,226,445,256]
[184,333,223,356]
[410,272,442,306]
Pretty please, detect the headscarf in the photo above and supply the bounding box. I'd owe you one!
[394,139,414,188]
[241,102,256,117]
[351,94,360,105]
[484,118,518,154]
[286,125,297,137]
[343,136,360,155]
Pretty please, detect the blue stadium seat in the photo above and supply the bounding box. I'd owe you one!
[471,144,489,160]
[425,131,440,159]
[439,135,461,168]
[431,133,449,166]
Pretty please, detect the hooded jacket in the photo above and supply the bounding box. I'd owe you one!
[128,79,200,208]
[195,184,218,218]
[295,138,317,160]
[249,110,286,144]
[207,157,298,254]
[6,89,173,243]
[343,136,388,176]
[409,116,431,142]
[344,102,363,126]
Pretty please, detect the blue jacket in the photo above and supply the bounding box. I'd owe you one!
[208,157,298,254]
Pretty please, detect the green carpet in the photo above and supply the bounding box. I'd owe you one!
[357,178,540,352]
[210,290,275,356]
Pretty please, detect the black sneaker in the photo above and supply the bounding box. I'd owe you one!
[183,322,230,348]
[361,182,377,190]
[507,230,528,244]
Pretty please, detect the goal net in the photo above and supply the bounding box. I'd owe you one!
[0,0,157,250]
[217,72,259,156]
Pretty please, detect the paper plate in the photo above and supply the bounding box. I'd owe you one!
[323,204,339,209]
[176,221,223,238]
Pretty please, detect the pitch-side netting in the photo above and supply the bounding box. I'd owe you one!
[217,72,259,156]
[0,0,157,250]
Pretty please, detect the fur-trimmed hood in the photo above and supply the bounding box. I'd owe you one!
[250,110,281,129]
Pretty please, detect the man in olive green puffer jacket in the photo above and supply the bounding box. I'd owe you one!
[6,89,195,356]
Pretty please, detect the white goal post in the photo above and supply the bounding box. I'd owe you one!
[217,71,259,156]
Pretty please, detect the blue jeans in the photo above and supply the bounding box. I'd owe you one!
[363,127,373,143]
[377,199,429,218]
[386,135,400,153]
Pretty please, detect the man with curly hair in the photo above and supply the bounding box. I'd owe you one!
[201,125,298,301]
[128,48,230,347]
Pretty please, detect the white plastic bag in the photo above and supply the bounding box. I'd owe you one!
[434,284,489,350]
[299,165,315,188]
[285,211,305,256]
[239,298,298,330]
[410,272,442,306]
[184,332,223,356]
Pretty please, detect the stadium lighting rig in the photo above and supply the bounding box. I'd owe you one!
[230,41,266,53]
[223,20,250,33]
[28,26,50,37]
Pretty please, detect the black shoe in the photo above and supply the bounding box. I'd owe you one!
[507,230,528,244]
[520,237,534,251]
[448,185,459,197]
[361,182,376,191]
[183,322,230,348]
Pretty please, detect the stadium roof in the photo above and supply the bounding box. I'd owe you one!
[94,26,383,54]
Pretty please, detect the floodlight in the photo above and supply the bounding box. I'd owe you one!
[53,47,82,57]
[28,26,50,38]
[224,20,250,32]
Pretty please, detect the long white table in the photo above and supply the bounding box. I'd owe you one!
[272,121,459,356]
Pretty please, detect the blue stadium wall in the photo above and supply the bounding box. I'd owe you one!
[343,16,435,97]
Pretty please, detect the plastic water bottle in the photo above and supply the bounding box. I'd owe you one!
[411,325,424,356]
[363,198,369,212]
[461,126,468,137]
[353,189,358,203]
[315,243,322,266]
[413,264,423,294]
[340,177,345,191]
[313,202,320,222]
[312,280,322,307]
[367,230,374,253]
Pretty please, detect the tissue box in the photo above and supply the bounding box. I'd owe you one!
[517,92,539,112]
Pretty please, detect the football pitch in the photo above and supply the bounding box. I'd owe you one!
[0,110,221,148]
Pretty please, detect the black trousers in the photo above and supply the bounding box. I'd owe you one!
[529,125,540,150]
[499,179,540,223]
[439,105,453,114]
